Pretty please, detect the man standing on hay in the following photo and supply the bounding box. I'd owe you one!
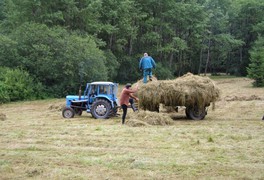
[139,53,156,83]
[119,83,139,125]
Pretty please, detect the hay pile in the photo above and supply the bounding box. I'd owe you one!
[136,73,220,111]
[48,102,65,111]
[126,111,173,127]
[0,113,7,121]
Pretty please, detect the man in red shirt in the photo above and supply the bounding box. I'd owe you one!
[119,83,139,124]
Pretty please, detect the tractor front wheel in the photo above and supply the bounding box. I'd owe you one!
[91,99,111,119]
[185,105,206,120]
[62,107,75,118]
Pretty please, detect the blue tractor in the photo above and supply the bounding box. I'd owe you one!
[62,81,119,119]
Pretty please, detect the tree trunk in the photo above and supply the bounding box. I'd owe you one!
[178,51,182,77]
[129,37,133,55]
[169,53,173,68]
[239,47,243,63]
[204,39,211,76]
[198,47,203,75]
[109,34,113,50]
[226,52,231,74]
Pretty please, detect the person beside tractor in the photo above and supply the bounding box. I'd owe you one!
[119,83,139,124]
[139,53,156,83]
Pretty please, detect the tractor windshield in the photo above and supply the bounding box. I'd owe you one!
[99,85,111,95]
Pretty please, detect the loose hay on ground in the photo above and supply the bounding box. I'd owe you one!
[126,119,149,127]
[126,111,173,127]
[0,113,7,121]
[48,103,65,111]
[224,95,263,101]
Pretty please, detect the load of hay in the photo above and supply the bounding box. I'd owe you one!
[126,111,173,127]
[136,73,220,111]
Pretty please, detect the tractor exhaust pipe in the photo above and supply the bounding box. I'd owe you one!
[78,85,82,100]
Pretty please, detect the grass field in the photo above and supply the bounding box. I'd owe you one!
[0,77,264,179]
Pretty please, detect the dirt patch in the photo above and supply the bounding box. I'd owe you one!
[224,95,263,101]
[126,111,173,127]
[0,113,7,121]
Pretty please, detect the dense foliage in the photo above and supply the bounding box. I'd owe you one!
[247,37,264,87]
[0,0,263,101]
[0,67,45,103]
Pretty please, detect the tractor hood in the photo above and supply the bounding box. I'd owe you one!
[66,95,87,106]
[66,95,86,100]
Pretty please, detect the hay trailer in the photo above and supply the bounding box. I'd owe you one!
[137,73,220,120]
[62,82,119,119]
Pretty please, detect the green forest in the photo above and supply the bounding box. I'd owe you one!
[0,0,264,103]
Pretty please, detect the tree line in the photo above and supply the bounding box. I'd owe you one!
[0,0,263,103]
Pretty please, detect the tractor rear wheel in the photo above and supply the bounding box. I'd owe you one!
[109,103,118,117]
[62,107,75,118]
[91,99,111,119]
[185,105,206,120]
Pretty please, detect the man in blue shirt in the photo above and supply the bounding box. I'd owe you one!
[139,53,156,83]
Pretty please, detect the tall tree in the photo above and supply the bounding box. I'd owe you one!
[0,0,5,21]
[247,18,264,87]
[247,36,264,87]
[231,0,264,75]
[201,0,244,75]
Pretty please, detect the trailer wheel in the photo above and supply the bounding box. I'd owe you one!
[91,99,111,119]
[62,107,75,118]
[185,105,206,120]
[185,108,191,119]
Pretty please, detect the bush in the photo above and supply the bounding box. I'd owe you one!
[0,67,45,103]
[9,22,108,96]
[0,81,10,103]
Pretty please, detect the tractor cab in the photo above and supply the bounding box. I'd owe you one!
[85,82,118,110]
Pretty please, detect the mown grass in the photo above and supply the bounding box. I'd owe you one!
[0,77,264,179]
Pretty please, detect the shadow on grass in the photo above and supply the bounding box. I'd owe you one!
[170,114,208,122]
[170,115,190,121]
